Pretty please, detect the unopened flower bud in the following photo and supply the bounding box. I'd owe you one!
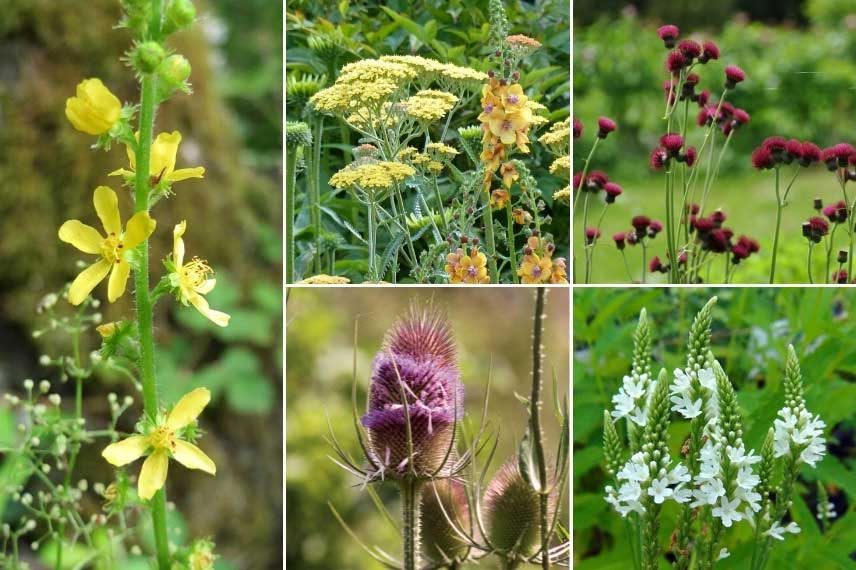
[164,0,196,34]
[133,41,166,74]
[838,249,848,264]
[158,54,192,88]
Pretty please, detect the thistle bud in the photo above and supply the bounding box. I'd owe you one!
[132,41,166,74]
[838,249,848,264]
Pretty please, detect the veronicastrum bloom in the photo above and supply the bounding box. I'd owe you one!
[168,221,230,327]
[110,131,205,184]
[102,388,216,500]
[58,186,155,305]
[65,78,122,135]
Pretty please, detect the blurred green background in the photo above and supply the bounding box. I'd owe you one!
[286,0,570,281]
[0,0,282,568]
[285,287,569,569]
[573,288,856,569]
[574,0,856,283]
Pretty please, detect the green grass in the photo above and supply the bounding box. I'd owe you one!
[573,169,852,284]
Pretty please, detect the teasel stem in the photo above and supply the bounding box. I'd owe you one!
[130,2,170,568]
[400,476,423,570]
[482,189,499,283]
[529,287,551,569]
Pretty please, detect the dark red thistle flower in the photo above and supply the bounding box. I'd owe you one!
[685,73,700,86]
[626,231,639,246]
[649,255,667,273]
[585,227,601,244]
[724,65,746,88]
[697,106,715,127]
[666,50,687,74]
[711,210,727,226]
[613,232,626,250]
[762,136,787,154]
[693,216,716,234]
[697,89,711,107]
[821,147,839,170]
[717,102,735,121]
[813,197,824,211]
[361,304,463,478]
[573,117,583,139]
[631,215,651,233]
[832,269,850,284]
[604,182,623,203]
[660,133,684,155]
[597,116,617,139]
[678,40,702,60]
[687,203,700,215]
[800,142,821,166]
[832,142,854,167]
[678,251,688,265]
[684,146,698,166]
[700,40,720,63]
[657,24,680,48]
[751,146,775,170]
[823,200,848,223]
[573,172,584,190]
[706,228,732,253]
[587,170,609,189]
[804,216,830,243]
[648,219,664,238]
[731,242,749,262]
[732,108,750,126]
[650,146,669,170]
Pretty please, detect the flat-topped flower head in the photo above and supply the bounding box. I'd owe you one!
[724,65,746,89]
[401,90,459,122]
[58,186,156,305]
[66,78,122,135]
[506,34,542,49]
[110,131,205,186]
[360,304,463,478]
[597,116,617,139]
[102,388,216,500]
[329,161,415,194]
[168,221,230,327]
[657,24,680,48]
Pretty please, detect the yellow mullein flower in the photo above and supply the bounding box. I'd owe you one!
[459,247,490,284]
[65,78,122,135]
[501,84,528,113]
[110,131,205,184]
[170,221,230,327]
[487,106,532,145]
[518,253,553,284]
[500,162,519,188]
[102,388,216,500]
[58,186,156,305]
[490,189,510,210]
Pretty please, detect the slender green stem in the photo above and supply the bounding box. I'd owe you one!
[641,242,647,285]
[572,138,600,211]
[620,250,633,282]
[431,176,448,232]
[133,6,170,566]
[530,288,551,570]
[825,224,838,284]
[311,117,324,274]
[481,191,499,283]
[582,193,591,283]
[367,199,378,281]
[506,203,519,284]
[807,243,815,284]
[285,147,297,283]
[400,477,422,570]
[770,168,782,284]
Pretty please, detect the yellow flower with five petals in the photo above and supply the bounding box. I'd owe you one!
[58,186,155,305]
[487,106,532,146]
[169,221,230,327]
[65,78,122,135]
[110,131,205,184]
[102,388,216,500]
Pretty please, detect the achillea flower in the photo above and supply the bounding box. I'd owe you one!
[490,189,510,210]
[445,247,490,284]
[102,388,216,500]
[506,34,542,49]
[552,185,571,205]
[168,222,230,327]
[58,186,156,305]
[539,118,571,151]
[483,459,557,556]
[549,155,570,177]
[297,274,351,284]
[724,65,746,89]
[700,40,720,63]
[657,24,680,48]
[666,51,686,74]
[597,117,617,139]
[65,78,122,135]
[401,90,459,122]
[110,131,205,185]
[329,161,415,193]
[426,142,459,158]
[604,182,623,203]
[360,304,464,477]
[751,147,774,170]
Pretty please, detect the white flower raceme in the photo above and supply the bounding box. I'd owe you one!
[817,500,836,520]
[610,373,650,426]
[773,406,826,467]
[763,521,800,541]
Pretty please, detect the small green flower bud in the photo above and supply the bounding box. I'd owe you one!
[158,54,192,88]
[285,121,312,147]
[133,41,166,74]
[164,0,196,34]
[758,427,775,498]
[603,410,623,478]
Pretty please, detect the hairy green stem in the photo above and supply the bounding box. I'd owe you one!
[400,477,422,570]
[482,191,499,283]
[311,117,324,274]
[506,203,519,284]
[530,288,550,569]
[770,168,782,284]
[285,147,297,283]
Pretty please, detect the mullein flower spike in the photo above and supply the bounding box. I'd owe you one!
[360,304,464,478]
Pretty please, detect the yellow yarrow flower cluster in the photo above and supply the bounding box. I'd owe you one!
[297,274,351,284]
[426,142,459,158]
[65,78,122,135]
[518,236,568,284]
[549,155,570,178]
[445,246,490,284]
[329,161,415,192]
[379,55,487,86]
[553,185,571,205]
[102,388,216,500]
[401,90,458,122]
[539,117,571,152]
[58,186,156,305]
[311,59,417,115]
[396,147,431,166]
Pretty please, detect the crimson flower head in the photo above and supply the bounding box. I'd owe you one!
[361,304,464,478]
[700,40,720,63]
[832,269,850,284]
[697,89,711,107]
[693,216,716,234]
[587,170,609,189]
[832,142,854,167]
[649,256,668,273]
[687,203,700,215]
[684,146,698,166]
[650,146,669,170]
[585,227,602,244]
[711,210,727,227]
[751,146,774,170]
[706,228,733,253]
[678,40,701,60]
[613,232,626,250]
[821,147,839,171]
[823,200,848,224]
[648,220,664,237]
[573,172,584,190]
[631,215,651,235]
[732,235,760,264]
[660,133,684,156]
[697,106,715,127]
[625,231,639,246]
[762,136,787,155]
[724,65,746,88]
[657,24,680,48]
[604,182,623,203]
[800,142,821,166]
[803,216,830,243]
[573,117,583,139]
[666,51,687,74]
[597,117,617,139]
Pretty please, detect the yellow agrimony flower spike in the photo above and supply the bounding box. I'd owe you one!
[58,186,155,305]
[65,78,122,135]
[110,131,205,184]
[102,387,217,501]
[171,221,230,327]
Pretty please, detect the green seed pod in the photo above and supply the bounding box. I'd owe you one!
[421,479,470,563]
[306,32,345,65]
[164,0,196,35]
[482,459,555,556]
[133,41,166,74]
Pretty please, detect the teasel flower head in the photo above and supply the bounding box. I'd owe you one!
[421,478,471,563]
[482,459,557,556]
[360,304,464,478]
